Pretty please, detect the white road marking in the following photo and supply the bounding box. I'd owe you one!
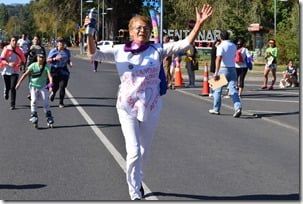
[176,89,299,133]
[65,89,158,200]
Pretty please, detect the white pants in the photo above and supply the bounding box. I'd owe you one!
[117,108,160,200]
[30,87,50,113]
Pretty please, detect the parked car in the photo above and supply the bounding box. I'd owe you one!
[97,40,114,50]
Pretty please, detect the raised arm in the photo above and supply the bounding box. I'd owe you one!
[84,16,96,56]
[187,4,213,44]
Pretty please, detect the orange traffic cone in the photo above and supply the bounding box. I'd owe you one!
[174,57,184,87]
[200,63,210,96]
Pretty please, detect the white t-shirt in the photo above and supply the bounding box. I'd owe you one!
[216,40,236,68]
[17,38,30,54]
[91,38,190,121]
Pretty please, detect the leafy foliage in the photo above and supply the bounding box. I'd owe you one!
[0,0,298,65]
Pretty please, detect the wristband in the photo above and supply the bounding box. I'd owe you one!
[46,83,54,88]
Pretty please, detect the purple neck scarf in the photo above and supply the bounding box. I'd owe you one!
[124,41,150,54]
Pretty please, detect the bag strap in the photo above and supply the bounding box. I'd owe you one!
[150,44,163,62]
[31,62,46,78]
[12,49,22,61]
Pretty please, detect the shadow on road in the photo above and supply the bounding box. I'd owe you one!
[0,184,46,190]
[243,93,298,99]
[69,96,117,100]
[53,123,120,129]
[253,111,299,118]
[145,192,299,200]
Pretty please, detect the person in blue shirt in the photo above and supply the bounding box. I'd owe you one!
[47,37,72,108]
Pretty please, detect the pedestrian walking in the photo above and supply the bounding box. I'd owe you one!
[209,30,242,117]
[0,36,26,110]
[16,53,54,128]
[47,37,72,108]
[17,33,31,71]
[92,31,99,72]
[184,42,198,88]
[235,38,251,97]
[209,39,221,97]
[262,39,278,90]
[85,4,213,200]
[92,59,99,72]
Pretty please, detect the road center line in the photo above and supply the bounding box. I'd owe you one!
[65,89,158,200]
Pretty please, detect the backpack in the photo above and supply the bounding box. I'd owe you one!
[235,48,244,63]
[245,55,253,70]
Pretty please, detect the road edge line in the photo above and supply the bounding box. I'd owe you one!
[65,89,158,200]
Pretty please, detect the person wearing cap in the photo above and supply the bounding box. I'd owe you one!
[25,35,46,100]
[16,53,54,126]
[47,37,72,108]
[0,36,26,110]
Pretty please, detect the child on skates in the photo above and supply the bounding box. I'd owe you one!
[16,53,54,128]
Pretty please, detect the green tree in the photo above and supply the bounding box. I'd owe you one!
[0,4,8,29]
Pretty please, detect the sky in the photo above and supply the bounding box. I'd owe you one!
[0,0,30,5]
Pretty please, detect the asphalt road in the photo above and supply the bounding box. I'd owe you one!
[0,50,299,201]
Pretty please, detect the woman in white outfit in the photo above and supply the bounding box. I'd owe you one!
[85,4,213,200]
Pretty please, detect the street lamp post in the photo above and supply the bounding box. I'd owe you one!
[80,0,83,54]
[101,0,112,41]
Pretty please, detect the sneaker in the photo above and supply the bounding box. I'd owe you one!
[59,103,64,108]
[261,85,267,89]
[233,109,242,118]
[223,95,231,99]
[209,109,220,115]
[49,91,55,101]
[208,93,213,97]
[4,92,8,100]
[268,86,274,90]
[10,105,15,110]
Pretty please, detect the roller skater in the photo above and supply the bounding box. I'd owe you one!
[29,111,38,128]
[46,111,54,128]
[16,53,54,128]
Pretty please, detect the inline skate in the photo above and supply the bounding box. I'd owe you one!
[29,111,38,128]
[46,111,54,128]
